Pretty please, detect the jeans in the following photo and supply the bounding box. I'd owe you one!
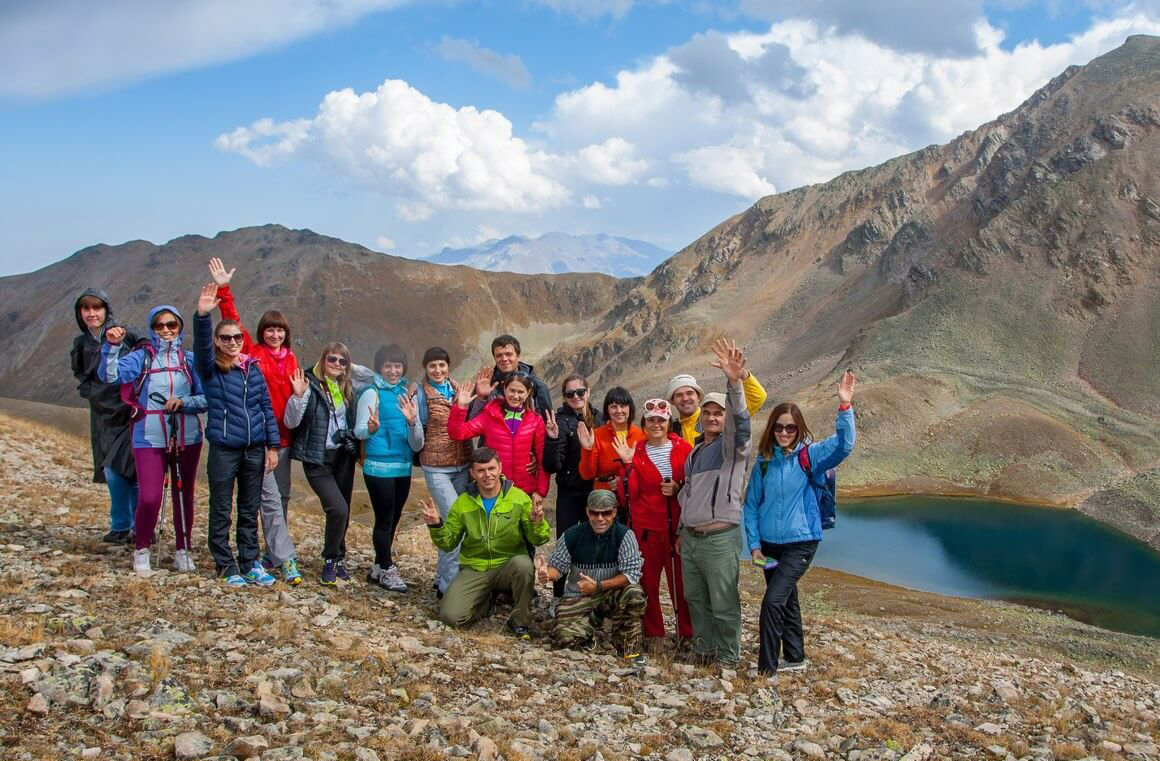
[133,444,201,552]
[757,540,819,674]
[364,472,412,568]
[103,465,137,532]
[681,525,743,664]
[206,443,265,577]
[303,449,355,560]
[423,465,469,593]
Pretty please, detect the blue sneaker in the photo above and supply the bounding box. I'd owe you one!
[281,556,303,586]
[243,562,276,586]
[320,559,337,586]
[224,574,246,587]
[335,560,351,582]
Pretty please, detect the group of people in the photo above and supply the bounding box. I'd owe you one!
[71,258,856,675]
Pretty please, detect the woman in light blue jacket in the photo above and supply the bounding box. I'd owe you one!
[354,343,423,592]
[743,372,856,676]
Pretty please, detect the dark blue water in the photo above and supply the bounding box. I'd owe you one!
[813,496,1160,638]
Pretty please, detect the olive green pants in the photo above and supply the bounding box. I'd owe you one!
[680,525,742,664]
[439,554,535,628]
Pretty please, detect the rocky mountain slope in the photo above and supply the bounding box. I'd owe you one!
[428,233,671,277]
[3,413,1160,761]
[0,225,632,407]
[538,35,1160,549]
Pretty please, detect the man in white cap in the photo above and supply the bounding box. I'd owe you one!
[667,350,766,446]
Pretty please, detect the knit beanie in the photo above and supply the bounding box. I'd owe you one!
[666,373,704,402]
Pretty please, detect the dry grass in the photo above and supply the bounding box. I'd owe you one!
[1052,741,1090,760]
[0,615,44,646]
[148,644,170,686]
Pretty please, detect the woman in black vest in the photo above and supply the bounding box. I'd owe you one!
[284,342,357,586]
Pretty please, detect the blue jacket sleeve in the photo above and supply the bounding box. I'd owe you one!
[192,313,214,381]
[742,460,764,551]
[181,355,208,413]
[252,366,279,446]
[807,407,856,473]
[99,342,144,384]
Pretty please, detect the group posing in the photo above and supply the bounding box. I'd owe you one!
[72,259,856,675]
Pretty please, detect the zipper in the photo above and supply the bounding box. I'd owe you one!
[710,476,720,518]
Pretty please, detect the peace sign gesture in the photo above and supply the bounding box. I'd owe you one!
[419,498,441,526]
[610,436,636,465]
[544,408,559,439]
[367,406,380,434]
[576,421,595,451]
[290,367,309,397]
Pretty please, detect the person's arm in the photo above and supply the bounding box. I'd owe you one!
[283,386,310,429]
[611,530,643,589]
[428,496,466,551]
[214,285,256,353]
[180,358,209,413]
[99,341,144,384]
[722,380,751,461]
[542,432,562,474]
[809,407,857,473]
[446,400,487,442]
[578,436,599,480]
[741,371,767,417]
[70,338,93,399]
[407,417,425,452]
[349,363,375,390]
[353,387,377,441]
[546,539,572,581]
[521,492,552,546]
[743,460,765,552]
[535,377,553,421]
[192,313,214,380]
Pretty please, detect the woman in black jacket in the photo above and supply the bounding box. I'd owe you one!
[284,343,357,586]
[542,373,604,606]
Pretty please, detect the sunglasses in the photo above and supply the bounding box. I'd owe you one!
[773,423,798,434]
[642,399,671,416]
[325,355,349,367]
[563,388,588,399]
[152,320,180,331]
[216,333,245,344]
[586,509,615,518]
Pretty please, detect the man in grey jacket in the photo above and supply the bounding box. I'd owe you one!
[677,338,752,666]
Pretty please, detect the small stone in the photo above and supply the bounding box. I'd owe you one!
[793,740,825,759]
[91,674,115,708]
[474,736,500,761]
[975,723,1003,735]
[992,682,1019,703]
[259,693,291,717]
[683,726,724,748]
[354,749,381,761]
[174,731,215,759]
[81,749,101,760]
[900,744,933,761]
[19,667,39,684]
[227,735,268,757]
[665,750,694,761]
[26,693,49,715]
[1099,741,1122,753]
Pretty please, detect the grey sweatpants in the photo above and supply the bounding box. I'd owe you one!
[260,448,296,565]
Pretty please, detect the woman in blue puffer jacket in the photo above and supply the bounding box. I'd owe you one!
[743,371,856,676]
[354,343,424,592]
[193,284,282,587]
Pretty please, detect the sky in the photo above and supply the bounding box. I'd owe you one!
[2,0,1159,276]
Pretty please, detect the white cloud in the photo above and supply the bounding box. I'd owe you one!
[0,0,410,97]
[575,138,650,185]
[213,118,312,167]
[375,235,396,250]
[582,194,603,209]
[434,37,532,89]
[529,0,637,20]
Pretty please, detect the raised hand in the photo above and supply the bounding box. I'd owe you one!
[473,363,496,400]
[105,326,126,346]
[610,437,636,464]
[535,552,551,585]
[544,409,559,439]
[196,283,220,317]
[419,498,441,526]
[531,493,546,523]
[456,373,478,407]
[397,394,418,424]
[838,371,857,405]
[576,421,595,451]
[208,257,235,287]
[367,406,380,434]
[577,572,597,596]
[290,368,309,397]
[709,337,745,384]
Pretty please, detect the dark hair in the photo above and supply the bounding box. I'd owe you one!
[491,334,521,355]
[77,295,106,310]
[373,343,407,376]
[422,346,451,367]
[213,319,243,373]
[471,447,499,466]
[255,310,291,349]
[562,373,594,429]
[758,402,813,458]
[602,386,635,425]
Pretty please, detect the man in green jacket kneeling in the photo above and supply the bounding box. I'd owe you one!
[420,446,551,638]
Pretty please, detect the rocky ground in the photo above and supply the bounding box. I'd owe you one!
[2,412,1160,761]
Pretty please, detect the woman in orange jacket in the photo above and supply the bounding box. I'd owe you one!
[578,387,646,519]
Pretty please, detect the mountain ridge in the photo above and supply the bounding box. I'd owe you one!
[426,231,671,277]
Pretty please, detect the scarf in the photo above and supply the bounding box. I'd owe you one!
[503,405,525,436]
[428,377,454,402]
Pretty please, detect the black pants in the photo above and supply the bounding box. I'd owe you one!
[206,443,265,577]
[303,449,355,560]
[552,490,590,598]
[758,539,819,675]
[364,473,411,568]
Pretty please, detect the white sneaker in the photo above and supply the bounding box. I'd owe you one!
[133,548,151,575]
[173,550,195,573]
[379,565,408,593]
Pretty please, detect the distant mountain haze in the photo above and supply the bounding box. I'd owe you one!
[426,232,671,277]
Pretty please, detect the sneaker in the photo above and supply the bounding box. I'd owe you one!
[103,529,131,544]
[320,559,337,586]
[260,554,276,572]
[779,659,808,672]
[622,652,647,669]
[243,562,276,586]
[173,549,195,573]
[505,618,531,640]
[379,565,407,593]
[335,560,351,582]
[133,548,151,574]
[224,574,247,587]
[366,564,384,584]
[281,557,302,586]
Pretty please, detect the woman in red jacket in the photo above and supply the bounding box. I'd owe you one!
[610,398,693,647]
[208,258,302,582]
[447,368,549,510]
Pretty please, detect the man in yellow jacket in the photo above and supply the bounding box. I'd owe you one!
[667,361,766,446]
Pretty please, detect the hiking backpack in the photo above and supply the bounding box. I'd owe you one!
[797,446,837,530]
[118,340,193,421]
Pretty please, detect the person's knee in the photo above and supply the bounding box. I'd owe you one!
[506,553,534,575]
[438,603,475,629]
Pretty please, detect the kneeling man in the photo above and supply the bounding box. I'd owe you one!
[421,447,550,638]
[537,490,647,666]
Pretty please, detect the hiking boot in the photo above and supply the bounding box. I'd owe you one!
[173,549,195,573]
[103,529,131,544]
[223,574,247,587]
[243,562,276,586]
[366,564,384,584]
[622,652,647,669]
[281,557,302,585]
[133,548,151,575]
[379,565,407,593]
[335,560,351,582]
[506,618,531,640]
[779,659,808,672]
[320,559,338,586]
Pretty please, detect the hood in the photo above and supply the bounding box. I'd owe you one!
[372,374,409,391]
[147,304,186,349]
[74,288,112,334]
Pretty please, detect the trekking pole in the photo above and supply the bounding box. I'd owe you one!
[148,392,172,571]
[168,408,186,568]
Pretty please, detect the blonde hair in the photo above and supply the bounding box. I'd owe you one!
[317,342,353,403]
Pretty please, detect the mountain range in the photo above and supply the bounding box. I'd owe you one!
[426,232,671,277]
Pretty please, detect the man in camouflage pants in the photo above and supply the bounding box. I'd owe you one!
[537,490,647,666]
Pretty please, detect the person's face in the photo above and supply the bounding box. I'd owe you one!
[425,359,449,383]
[608,402,630,426]
[774,412,798,449]
[323,352,348,379]
[379,361,405,384]
[563,380,588,412]
[470,458,501,492]
[152,311,180,342]
[262,326,285,349]
[643,415,669,441]
[215,326,245,359]
[493,344,519,374]
[587,508,616,535]
[503,379,530,408]
[80,301,106,330]
[672,387,700,416]
[700,403,725,435]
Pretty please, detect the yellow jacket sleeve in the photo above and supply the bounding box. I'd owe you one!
[742,372,767,417]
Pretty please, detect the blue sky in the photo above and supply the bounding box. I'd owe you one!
[2,0,1159,276]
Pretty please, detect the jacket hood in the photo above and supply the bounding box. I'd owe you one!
[147,305,186,349]
[74,288,113,333]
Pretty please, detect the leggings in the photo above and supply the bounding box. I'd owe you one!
[133,443,202,552]
[363,472,412,568]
